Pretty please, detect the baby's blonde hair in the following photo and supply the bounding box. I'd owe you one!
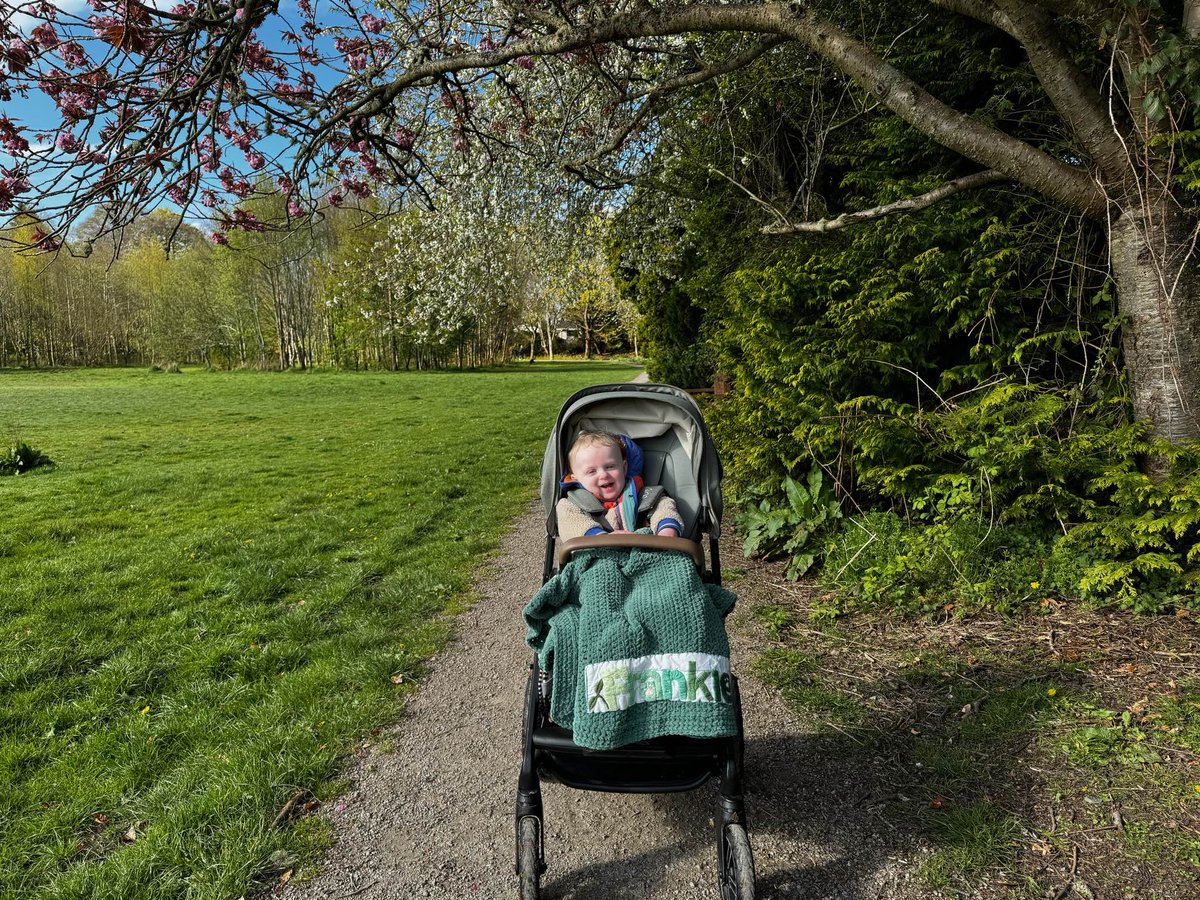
[567,430,624,469]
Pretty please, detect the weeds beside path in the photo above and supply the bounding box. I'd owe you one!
[739,554,1200,899]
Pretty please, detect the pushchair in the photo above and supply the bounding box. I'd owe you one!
[515,382,755,899]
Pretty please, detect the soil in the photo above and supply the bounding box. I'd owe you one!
[276,505,937,900]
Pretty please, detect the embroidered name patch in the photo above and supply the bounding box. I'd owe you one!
[584,653,732,713]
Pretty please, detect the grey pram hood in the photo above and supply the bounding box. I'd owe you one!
[540,382,723,541]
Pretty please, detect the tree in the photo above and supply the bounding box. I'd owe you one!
[3,2,1198,445]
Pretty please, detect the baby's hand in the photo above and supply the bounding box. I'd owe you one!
[657,527,680,538]
[609,528,633,535]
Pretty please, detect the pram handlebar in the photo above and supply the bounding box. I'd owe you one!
[555,534,705,571]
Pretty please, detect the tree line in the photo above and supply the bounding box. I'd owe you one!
[0,189,636,371]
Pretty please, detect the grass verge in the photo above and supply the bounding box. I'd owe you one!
[0,363,632,898]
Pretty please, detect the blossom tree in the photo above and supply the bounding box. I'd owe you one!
[2,1,1199,445]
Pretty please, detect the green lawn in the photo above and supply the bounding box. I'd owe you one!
[0,363,633,899]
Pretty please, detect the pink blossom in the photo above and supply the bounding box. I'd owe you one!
[393,128,414,150]
[0,118,30,154]
[515,55,534,70]
[233,208,266,232]
[217,166,252,198]
[277,176,295,194]
[244,151,265,170]
[210,231,228,245]
[31,23,59,50]
[240,40,282,76]
[287,200,304,217]
[4,39,33,75]
[231,126,259,151]
[57,41,86,68]
[88,15,120,39]
[0,175,31,211]
[334,36,368,55]
[55,131,82,153]
[200,189,218,207]
[326,189,344,208]
[360,14,387,34]
[274,81,313,103]
[359,154,381,179]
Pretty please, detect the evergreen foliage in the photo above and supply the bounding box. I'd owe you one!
[614,16,1200,613]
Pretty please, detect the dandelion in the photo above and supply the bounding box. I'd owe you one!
[140,705,150,715]
[1030,581,1040,589]
[1047,687,1057,696]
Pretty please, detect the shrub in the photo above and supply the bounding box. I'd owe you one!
[735,469,842,579]
[0,441,53,476]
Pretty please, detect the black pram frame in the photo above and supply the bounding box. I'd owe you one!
[515,382,755,900]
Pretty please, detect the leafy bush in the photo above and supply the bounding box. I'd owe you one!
[612,13,1199,615]
[736,469,842,579]
[0,441,53,476]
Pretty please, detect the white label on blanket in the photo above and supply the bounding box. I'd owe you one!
[584,653,732,713]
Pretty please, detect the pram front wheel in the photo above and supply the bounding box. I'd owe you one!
[718,824,755,900]
[516,816,543,900]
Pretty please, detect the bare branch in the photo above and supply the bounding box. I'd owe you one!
[573,36,786,165]
[760,169,1010,235]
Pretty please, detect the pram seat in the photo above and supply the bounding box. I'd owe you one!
[516,383,754,900]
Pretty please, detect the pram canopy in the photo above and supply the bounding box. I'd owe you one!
[539,383,724,541]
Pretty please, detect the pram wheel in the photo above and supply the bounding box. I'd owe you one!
[516,816,543,900]
[718,824,755,900]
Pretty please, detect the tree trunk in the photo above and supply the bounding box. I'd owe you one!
[1109,204,1200,447]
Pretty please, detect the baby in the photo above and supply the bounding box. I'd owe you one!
[556,431,683,540]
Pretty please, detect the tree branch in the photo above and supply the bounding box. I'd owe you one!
[930,0,1129,181]
[336,3,1105,217]
[573,35,787,166]
[760,169,1009,234]
[1186,1,1200,40]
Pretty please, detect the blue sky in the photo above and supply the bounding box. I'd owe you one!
[1,1,353,230]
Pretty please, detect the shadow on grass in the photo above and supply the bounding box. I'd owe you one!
[741,650,1087,897]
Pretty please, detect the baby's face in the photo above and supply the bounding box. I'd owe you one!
[572,443,627,502]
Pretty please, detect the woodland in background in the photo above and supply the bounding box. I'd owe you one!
[611,13,1200,614]
[0,190,636,371]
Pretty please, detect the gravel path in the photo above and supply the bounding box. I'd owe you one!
[280,505,934,900]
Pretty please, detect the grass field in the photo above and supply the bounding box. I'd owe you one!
[0,363,633,899]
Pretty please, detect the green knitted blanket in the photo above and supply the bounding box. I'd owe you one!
[523,545,737,750]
